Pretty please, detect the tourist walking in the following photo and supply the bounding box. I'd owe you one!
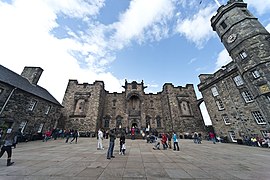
[70,130,79,144]
[0,128,15,166]
[173,132,180,151]
[107,129,116,159]
[97,129,104,150]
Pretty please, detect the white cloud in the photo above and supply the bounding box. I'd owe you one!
[215,49,232,71]
[0,0,121,103]
[111,0,174,48]
[245,0,270,15]
[175,5,216,48]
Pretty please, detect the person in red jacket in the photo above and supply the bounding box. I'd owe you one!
[161,133,168,150]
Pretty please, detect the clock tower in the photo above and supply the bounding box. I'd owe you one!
[211,0,270,129]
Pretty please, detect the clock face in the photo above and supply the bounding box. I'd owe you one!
[227,33,237,43]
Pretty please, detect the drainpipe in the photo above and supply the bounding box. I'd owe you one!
[0,87,17,116]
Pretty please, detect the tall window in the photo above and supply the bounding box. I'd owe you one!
[37,123,44,133]
[233,75,244,86]
[45,105,51,115]
[222,114,231,125]
[216,99,225,110]
[241,91,254,103]
[252,111,266,124]
[112,100,116,107]
[19,121,27,133]
[104,118,110,128]
[239,50,248,59]
[228,131,237,142]
[156,116,161,128]
[211,86,219,96]
[28,100,37,111]
[251,70,260,79]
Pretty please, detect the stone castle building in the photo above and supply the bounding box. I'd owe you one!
[198,0,270,142]
[0,65,62,138]
[61,80,206,136]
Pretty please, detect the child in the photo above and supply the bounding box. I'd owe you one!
[121,143,126,155]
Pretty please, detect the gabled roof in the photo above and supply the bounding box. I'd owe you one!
[0,65,62,106]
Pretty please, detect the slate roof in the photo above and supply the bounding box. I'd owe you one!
[0,65,62,106]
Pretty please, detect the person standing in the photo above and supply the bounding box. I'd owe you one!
[209,132,216,144]
[107,129,116,159]
[119,132,125,155]
[173,132,179,151]
[97,129,104,150]
[0,128,15,166]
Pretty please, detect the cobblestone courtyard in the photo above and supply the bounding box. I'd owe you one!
[0,138,269,180]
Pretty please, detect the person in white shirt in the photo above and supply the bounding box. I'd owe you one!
[97,129,104,150]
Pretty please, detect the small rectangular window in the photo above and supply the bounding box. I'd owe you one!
[216,99,225,110]
[252,111,266,124]
[239,51,248,59]
[28,100,37,111]
[233,75,244,86]
[0,88,3,94]
[222,114,231,125]
[251,70,260,79]
[220,21,227,29]
[228,131,237,142]
[241,91,254,103]
[45,105,51,115]
[211,86,219,97]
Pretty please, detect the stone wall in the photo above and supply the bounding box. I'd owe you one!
[0,82,62,134]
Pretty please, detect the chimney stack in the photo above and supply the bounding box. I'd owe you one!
[21,67,43,85]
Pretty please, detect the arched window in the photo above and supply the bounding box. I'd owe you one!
[156,116,161,128]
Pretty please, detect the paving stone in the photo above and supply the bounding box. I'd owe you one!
[0,138,269,179]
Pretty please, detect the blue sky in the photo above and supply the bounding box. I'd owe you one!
[0,0,269,125]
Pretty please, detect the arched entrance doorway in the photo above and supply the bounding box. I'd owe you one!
[131,122,137,128]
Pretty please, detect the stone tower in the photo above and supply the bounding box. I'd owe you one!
[211,1,270,128]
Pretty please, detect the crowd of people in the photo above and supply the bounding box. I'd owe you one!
[1,126,269,167]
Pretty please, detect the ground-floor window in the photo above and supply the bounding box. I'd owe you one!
[228,131,237,142]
